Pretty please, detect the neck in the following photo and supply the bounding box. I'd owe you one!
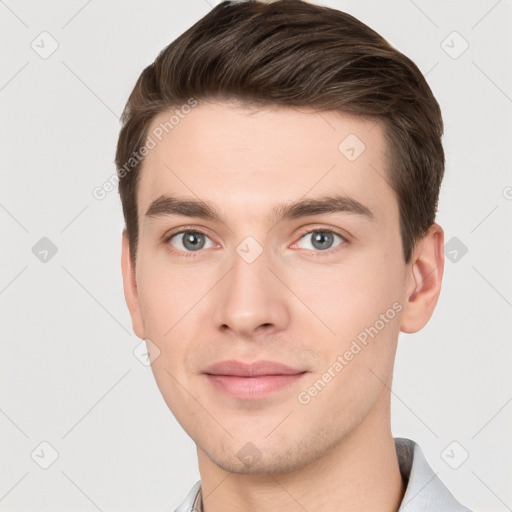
[196,393,405,512]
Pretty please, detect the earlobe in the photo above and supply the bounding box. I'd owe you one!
[400,223,445,334]
[121,231,146,339]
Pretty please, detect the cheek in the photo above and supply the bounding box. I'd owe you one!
[293,259,403,420]
[135,264,199,416]
[292,250,404,343]
[136,258,201,336]
[289,251,405,405]
[135,259,214,382]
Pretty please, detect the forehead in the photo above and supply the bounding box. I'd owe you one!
[137,101,396,227]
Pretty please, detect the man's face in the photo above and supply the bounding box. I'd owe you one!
[124,101,412,474]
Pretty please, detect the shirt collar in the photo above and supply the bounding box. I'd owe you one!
[175,438,472,512]
[395,437,471,511]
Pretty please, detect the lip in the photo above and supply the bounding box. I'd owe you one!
[204,359,304,377]
[203,360,308,400]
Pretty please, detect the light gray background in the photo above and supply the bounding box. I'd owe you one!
[1,1,511,511]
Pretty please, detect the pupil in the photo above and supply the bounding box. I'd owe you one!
[184,232,204,251]
[313,231,333,250]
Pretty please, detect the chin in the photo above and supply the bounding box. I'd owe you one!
[202,440,316,476]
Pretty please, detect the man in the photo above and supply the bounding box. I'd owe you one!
[116,1,473,510]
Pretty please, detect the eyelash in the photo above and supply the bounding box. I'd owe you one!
[163,227,348,259]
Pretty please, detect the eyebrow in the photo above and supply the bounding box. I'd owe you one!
[145,193,374,226]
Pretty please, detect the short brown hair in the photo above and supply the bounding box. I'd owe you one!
[115,0,444,264]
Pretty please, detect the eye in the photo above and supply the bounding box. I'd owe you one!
[163,227,347,258]
[295,229,346,252]
[166,230,216,254]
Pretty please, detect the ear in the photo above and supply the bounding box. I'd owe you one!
[121,230,146,339]
[400,222,445,334]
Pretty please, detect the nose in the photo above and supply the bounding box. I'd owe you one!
[211,243,291,339]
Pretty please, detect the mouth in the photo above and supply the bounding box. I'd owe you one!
[203,360,308,400]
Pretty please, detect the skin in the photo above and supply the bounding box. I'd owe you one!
[121,101,444,512]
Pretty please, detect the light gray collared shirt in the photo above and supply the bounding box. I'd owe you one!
[174,437,473,512]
